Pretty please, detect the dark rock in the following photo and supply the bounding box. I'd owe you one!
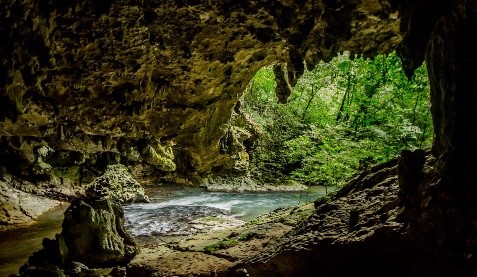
[61,199,138,267]
[19,198,138,274]
[19,265,66,277]
[227,150,476,276]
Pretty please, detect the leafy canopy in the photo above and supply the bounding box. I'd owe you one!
[243,52,432,187]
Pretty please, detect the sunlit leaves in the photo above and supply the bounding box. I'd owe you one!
[243,52,432,187]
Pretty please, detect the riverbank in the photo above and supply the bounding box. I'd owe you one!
[0,203,69,276]
[128,202,316,276]
[0,181,328,276]
[201,174,310,192]
[0,174,69,232]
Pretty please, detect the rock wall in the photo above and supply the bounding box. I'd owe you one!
[0,0,402,185]
[224,1,477,274]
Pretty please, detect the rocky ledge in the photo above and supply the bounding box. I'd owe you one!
[125,150,476,276]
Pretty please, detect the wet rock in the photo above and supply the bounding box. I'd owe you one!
[61,199,138,267]
[203,174,307,192]
[85,165,149,203]
[19,198,138,274]
[0,175,62,229]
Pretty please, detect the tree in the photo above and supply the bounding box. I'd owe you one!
[243,52,432,187]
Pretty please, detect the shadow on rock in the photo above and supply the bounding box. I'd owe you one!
[17,198,138,276]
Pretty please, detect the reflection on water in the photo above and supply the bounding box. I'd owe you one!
[0,203,68,277]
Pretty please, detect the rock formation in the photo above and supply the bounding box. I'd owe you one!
[1,0,477,275]
[85,164,149,203]
[19,198,138,275]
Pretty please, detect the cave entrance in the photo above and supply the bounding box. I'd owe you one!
[242,52,433,188]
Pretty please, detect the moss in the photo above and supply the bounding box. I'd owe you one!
[141,144,176,171]
[203,238,239,252]
[203,232,256,252]
[51,166,81,182]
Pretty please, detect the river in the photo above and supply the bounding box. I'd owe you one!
[0,185,328,276]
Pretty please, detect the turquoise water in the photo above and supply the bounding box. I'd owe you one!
[0,185,328,276]
[123,185,327,238]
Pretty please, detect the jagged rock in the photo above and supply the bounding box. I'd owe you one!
[85,165,149,203]
[0,0,402,177]
[20,198,138,274]
[61,199,138,267]
[141,142,176,172]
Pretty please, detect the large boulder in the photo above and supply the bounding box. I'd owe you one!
[61,199,138,267]
[85,164,149,203]
[19,198,138,275]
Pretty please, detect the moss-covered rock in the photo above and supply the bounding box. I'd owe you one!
[61,199,138,267]
[141,142,176,172]
[85,165,149,203]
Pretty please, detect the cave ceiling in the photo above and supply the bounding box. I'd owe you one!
[0,0,443,173]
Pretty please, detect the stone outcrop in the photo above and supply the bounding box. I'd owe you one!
[19,198,138,275]
[85,164,149,203]
[61,199,138,266]
[226,150,476,276]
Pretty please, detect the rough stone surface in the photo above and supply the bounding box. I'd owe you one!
[85,164,149,203]
[20,198,138,275]
[61,199,138,267]
[0,175,62,229]
[0,0,402,181]
[226,151,476,276]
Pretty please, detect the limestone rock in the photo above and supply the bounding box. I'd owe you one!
[0,175,62,229]
[85,165,149,203]
[61,199,138,267]
[20,198,138,274]
[0,0,402,177]
[141,142,176,172]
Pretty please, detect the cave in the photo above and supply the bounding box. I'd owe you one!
[0,0,476,276]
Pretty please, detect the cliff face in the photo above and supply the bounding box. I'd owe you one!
[0,0,401,184]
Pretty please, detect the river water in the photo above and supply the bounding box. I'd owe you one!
[0,185,328,276]
[0,203,69,277]
[124,185,327,239]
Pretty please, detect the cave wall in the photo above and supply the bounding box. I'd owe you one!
[0,0,402,183]
[229,1,477,274]
[426,1,477,185]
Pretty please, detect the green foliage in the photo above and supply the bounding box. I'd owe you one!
[203,232,254,252]
[203,238,238,252]
[243,52,433,187]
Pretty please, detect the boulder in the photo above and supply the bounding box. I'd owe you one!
[61,199,138,267]
[20,198,138,275]
[85,165,149,203]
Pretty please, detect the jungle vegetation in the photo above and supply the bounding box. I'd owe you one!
[243,52,432,187]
